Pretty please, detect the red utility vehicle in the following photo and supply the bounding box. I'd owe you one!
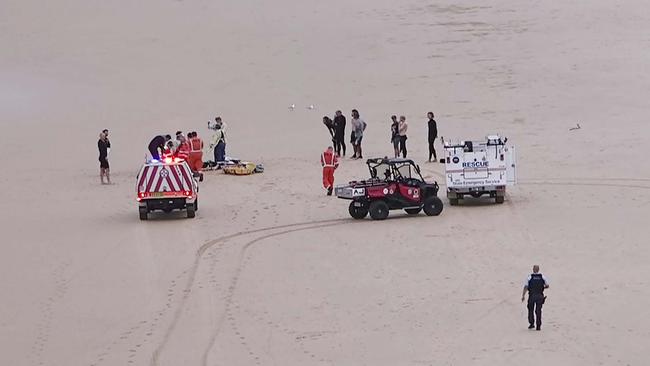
[335,158,443,220]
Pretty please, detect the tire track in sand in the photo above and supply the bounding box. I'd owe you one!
[150,218,353,366]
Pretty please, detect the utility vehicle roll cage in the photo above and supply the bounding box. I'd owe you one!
[366,158,425,182]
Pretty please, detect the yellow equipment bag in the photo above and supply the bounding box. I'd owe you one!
[223,162,257,175]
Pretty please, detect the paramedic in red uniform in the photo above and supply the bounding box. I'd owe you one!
[187,131,204,181]
[187,132,204,171]
[175,135,190,161]
[321,146,339,196]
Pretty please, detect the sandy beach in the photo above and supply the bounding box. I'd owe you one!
[2,0,650,365]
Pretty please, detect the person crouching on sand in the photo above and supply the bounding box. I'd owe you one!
[98,132,111,184]
[321,146,339,196]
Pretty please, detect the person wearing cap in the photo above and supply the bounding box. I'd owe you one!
[98,132,111,184]
[521,265,550,331]
[320,146,339,196]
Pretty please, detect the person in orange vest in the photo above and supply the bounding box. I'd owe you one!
[187,131,204,181]
[175,134,191,161]
[321,146,339,196]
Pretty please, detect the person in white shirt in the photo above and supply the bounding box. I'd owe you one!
[208,117,227,164]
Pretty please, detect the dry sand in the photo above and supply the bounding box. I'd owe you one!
[2,0,650,365]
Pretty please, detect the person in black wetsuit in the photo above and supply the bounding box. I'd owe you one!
[323,116,336,146]
[98,131,111,184]
[427,112,438,162]
[521,265,550,330]
[390,115,399,158]
[148,134,171,161]
[333,110,346,156]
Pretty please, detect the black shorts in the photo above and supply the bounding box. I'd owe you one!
[99,157,109,169]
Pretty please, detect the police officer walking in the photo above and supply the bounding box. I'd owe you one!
[521,264,549,330]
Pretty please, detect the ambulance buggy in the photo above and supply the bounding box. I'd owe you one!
[135,157,199,220]
[442,134,516,205]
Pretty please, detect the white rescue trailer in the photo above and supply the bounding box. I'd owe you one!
[442,135,516,205]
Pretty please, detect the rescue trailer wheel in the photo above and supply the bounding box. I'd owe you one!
[495,196,504,204]
[369,200,389,220]
[348,202,368,219]
[139,207,148,221]
[194,198,199,211]
[423,196,444,216]
[186,203,196,218]
[404,208,422,215]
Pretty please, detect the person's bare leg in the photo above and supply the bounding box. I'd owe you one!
[106,169,111,184]
[100,168,105,184]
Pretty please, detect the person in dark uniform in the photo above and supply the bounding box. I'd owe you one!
[148,134,171,161]
[333,110,346,156]
[98,132,111,184]
[427,112,438,162]
[521,265,550,330]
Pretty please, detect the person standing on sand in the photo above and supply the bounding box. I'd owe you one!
[98,132,111,184]
[333,110,346,156]
[209,119,227,164]
[427,112,438,162]
[390,115,400,158]
[398,115,408,158]
[521,264,550,331]
[321,146,339,196]
[188,132,204,177]
[350,109,367,159]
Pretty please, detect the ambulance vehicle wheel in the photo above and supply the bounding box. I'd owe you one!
[139,207,148,220]
[187,203,196,218]
[495,196,504,204]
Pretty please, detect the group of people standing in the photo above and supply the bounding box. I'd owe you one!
[97,116,229,185]
[389,112,439,161]
[322,109,439,162]
[323,109,368,159]
[319,109,440,196]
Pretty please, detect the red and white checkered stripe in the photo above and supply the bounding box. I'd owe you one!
[137,163,193,194]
